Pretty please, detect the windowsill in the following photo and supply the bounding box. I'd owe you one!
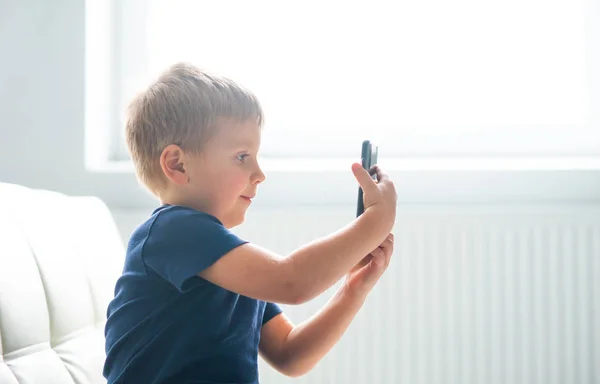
[87,155,600,173]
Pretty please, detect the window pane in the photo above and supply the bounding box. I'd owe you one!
[124,0,596,157]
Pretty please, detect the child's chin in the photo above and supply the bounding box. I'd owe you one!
[223,212,246,229]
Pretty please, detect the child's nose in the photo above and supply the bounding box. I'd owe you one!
[253,166,266,184]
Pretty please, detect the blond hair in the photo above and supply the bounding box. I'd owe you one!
[125,63,263,197]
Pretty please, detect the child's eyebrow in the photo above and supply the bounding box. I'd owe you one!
[228,138,258,149]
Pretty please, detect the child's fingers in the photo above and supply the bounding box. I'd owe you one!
[379,233,394,250]
[369,247,386,266]
[371,252,386,268]
[378,233,395,268]
[370,165,389,183]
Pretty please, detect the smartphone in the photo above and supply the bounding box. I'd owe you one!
[356,140,378,217]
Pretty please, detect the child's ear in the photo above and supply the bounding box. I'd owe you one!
[160,144,188,185]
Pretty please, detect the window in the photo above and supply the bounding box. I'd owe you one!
[85,0,600,206]
[88,0,599,168]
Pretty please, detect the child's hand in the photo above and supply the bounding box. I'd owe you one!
[341,232,394,299]
[352,163,397,220]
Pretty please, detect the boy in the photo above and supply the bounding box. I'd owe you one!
[103,63,397,383]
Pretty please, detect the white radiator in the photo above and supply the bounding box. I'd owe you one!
[232,205,600,384]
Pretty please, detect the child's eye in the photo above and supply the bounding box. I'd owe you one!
[236,154,249,162]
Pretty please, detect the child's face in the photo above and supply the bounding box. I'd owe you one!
[184,118,265,228]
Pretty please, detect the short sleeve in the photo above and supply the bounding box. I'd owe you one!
[142,206,248,292]
[262,302,283,325]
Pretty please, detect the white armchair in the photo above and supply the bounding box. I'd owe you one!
[0,182,124,384]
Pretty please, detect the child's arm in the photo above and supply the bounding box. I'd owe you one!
[259,233,394,377]
[198,163,397,305]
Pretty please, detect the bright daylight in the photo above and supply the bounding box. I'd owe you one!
[0,0,598,383]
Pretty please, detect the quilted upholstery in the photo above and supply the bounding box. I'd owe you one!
[0,183,124,384]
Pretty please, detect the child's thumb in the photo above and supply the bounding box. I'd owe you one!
[352,163,375,192]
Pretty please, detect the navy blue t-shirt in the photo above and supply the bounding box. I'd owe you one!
[103,204,282,384]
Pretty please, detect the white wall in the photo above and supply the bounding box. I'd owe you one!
[0,0,157,209]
